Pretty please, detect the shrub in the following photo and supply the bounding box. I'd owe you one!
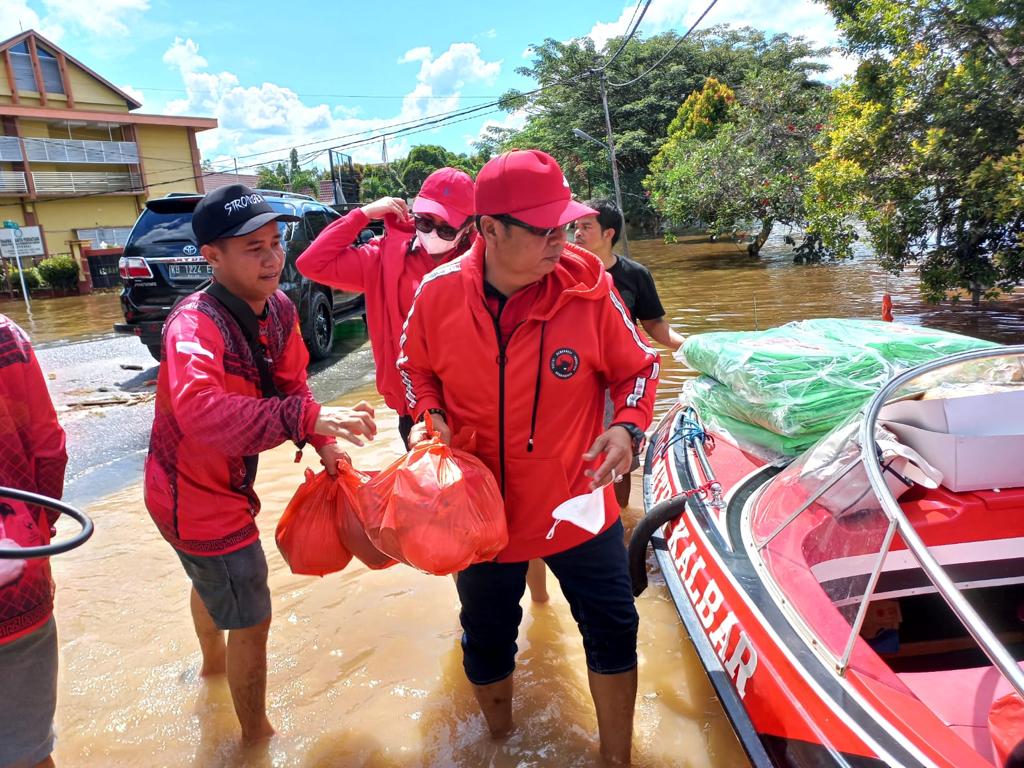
[37,255,79,290]
[7,267,41,291]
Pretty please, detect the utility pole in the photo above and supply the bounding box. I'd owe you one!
[598,72,629,256]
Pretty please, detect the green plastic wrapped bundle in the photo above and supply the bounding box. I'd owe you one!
[681,319,998,456]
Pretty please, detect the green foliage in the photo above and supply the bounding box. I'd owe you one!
[6,266,41,291]
[645,69,829,254]
[355,144,484,203]
[497,27,826,229]
[807,0,1024,303]
[36,255,79,290]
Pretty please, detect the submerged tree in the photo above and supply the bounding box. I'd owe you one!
[806,0,1024,304]
[645,70,830,256]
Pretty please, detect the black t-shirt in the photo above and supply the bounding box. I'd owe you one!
[607,254,665,323]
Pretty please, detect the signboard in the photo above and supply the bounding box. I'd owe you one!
[0,226,44,259]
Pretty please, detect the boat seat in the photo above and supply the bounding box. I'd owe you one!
[898,661,1024,763]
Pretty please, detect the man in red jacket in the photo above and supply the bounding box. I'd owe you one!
[0,314,67,768]
[297,169,554,602]
[145,185,376,744]
[400,150,660,764]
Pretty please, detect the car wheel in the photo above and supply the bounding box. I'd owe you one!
[146,343,162,362]
[304,292,333,361]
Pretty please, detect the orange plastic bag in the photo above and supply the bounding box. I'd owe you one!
[357,425,507,575]
[275,468,352,576]
[334,460,397,570]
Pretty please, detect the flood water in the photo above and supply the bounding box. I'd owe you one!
[38,235,1024,767]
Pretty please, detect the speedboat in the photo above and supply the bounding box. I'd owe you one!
[633,344,1024,767]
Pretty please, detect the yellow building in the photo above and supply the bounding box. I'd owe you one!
[0,29,216,260]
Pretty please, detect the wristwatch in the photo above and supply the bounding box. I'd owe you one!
[610,422,646,455]
[424,407,448,423]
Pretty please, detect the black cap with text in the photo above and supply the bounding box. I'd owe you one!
[191,184,300,247]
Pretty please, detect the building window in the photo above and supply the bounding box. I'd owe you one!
[36,46,64,94]
[9,42,37,92]
[76,227,133,249]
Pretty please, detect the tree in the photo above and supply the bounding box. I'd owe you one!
[806,0,1024,304]
[498,27,826,230]
[645,69,830,256]
[257,163,288,190]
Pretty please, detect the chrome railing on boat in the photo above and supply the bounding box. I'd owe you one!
[857,344,1024,699]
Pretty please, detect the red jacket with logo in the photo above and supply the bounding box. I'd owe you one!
[0,315,67,644]
[397,241,660,562]
[145,290,330,556]
[295,209,471,416]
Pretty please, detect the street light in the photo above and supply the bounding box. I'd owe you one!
[2,220,30,312]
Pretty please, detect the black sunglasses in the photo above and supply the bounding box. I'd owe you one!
[492,214,563,239]
[413,215,465,242]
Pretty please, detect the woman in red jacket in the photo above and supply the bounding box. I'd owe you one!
[0,313,68,768]
[296,171,556,603]
[296,167,476,448]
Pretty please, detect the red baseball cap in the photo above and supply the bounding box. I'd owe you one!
[412,167,475,227]
[475,150,597,228]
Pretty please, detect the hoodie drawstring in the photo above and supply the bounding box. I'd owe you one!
[526,321,546,453]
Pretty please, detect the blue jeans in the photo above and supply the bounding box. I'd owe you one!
[455,518,639,685]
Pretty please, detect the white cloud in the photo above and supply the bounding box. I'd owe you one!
[466,109,528,150]
[587,0,854,81]
[480,28,497,39]
[117,82,144,105]
[40,0,148,37]
[401,42,501,95]
[0,0,63,41]
[162,38,503,169]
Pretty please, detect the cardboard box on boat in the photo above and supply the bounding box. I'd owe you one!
[880,389,1024,492]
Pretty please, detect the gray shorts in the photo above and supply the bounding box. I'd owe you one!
[0,616,57,768]
[175,540,272,630]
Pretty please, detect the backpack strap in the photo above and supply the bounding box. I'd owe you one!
[203,282,306,488]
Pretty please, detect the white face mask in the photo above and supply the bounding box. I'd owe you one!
[415,229,460,256]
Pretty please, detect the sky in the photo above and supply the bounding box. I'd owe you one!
[0,0,856,177]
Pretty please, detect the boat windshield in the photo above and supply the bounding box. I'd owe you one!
[748,347,1024,691]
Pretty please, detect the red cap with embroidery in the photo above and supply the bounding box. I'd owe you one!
[412,167,475,227]
[475,149,596,228]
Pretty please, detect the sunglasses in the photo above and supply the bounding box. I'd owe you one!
[492,214,564,239]
[413,215,465,242]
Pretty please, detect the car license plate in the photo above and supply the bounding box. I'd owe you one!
[168,263,212,279]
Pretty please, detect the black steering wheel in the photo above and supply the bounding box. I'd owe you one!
[0,487,94,559]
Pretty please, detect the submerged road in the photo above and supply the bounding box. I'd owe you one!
[34,323,376,509]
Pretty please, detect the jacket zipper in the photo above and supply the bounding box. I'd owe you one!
[490,315,526,497]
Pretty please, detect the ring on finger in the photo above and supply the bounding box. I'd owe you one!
[611,468,622,484]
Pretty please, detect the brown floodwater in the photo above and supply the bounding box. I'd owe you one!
[44,236,1024,767]
[0,290,124,345]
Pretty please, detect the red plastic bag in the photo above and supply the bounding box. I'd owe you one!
[276,468,352,576]
[357,425,507,575]
[334,460,397,570]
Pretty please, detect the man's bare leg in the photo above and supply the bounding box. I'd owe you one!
[526,559,549,603]
[189,587,226,676]
[588,667,637,765]
[471,675,514,738]
[226,617,275,744]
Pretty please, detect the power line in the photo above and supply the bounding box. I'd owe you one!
[599,0,654,71]
[606,0,719,88]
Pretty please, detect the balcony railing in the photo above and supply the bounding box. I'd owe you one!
[0,171,28,194]
[0,136,140,164]
[32,171,143,195]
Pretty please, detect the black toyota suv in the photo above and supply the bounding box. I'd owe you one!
[114,190,364,361]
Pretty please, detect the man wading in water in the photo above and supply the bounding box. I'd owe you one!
[144,185,376,744]
[400,150,660,764]
[573,198,684,509]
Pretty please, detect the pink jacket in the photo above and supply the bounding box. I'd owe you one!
[296,209,472,415]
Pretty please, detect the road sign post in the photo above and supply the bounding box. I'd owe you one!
[2,220,30,312]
